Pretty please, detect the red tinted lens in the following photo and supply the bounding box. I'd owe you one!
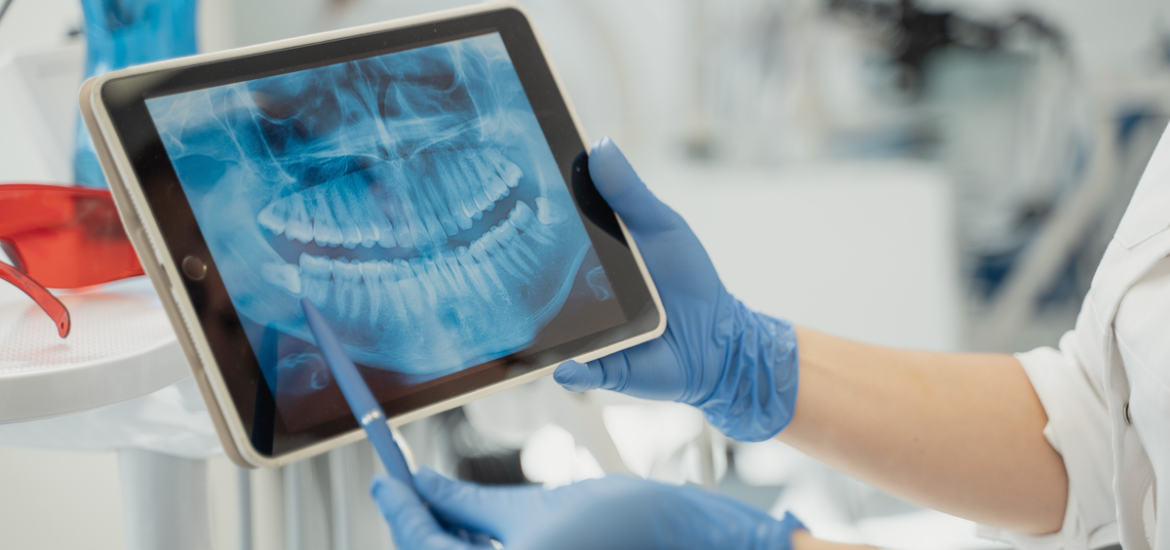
[0,184,144,288]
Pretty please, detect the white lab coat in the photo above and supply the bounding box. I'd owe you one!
[978,123,1170,549]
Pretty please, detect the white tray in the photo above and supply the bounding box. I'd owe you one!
[0,277,188,423]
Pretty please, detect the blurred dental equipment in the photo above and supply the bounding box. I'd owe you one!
[74,0,198,187]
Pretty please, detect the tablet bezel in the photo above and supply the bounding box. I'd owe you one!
[81,2,666,468]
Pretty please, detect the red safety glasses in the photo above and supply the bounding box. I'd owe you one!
[0,184,145,338]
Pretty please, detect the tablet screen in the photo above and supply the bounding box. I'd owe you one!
[143,32,626,434]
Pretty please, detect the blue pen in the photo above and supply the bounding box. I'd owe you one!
[301,297,414,486]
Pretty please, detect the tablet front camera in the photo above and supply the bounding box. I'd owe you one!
[147,35,591,379]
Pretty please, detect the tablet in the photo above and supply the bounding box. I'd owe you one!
[79,3,665,468]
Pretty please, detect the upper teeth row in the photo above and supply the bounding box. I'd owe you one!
[257,148,521,251]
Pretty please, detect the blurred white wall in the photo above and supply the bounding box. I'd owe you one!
[0,0,79,54]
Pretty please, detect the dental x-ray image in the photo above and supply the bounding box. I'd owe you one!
[146,33,621,420]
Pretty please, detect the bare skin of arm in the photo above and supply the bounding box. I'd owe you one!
[792,531,876,549]
[779,327,1068,536]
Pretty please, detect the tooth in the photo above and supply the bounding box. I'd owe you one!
[480,184,496,212]
[476,156,510,203]
[286,196,313,243]
[423,168,462,237]
[375,214,397,248]
[439,158,479,226]
[395,259,425,314]
[328,186,363,249]
[468,176,492,213]
[437,250,470,296]
[445,166,476,231]
[387,202,414,249]
[360,261,382,323]
[378,260,408,321]
[455,246,490,298]
[428,256,454,297]
[485,149,522,188]
[481,223,525,280]
[260,262,301,295]
[418,256,449,301]
[360,221,380,249]
[469,151,508,204]
[487,174,509,202]
[299,253,333,307]
[509,201,553,245]
[349,192,381,249]
[408,257,438,306]
[422,210,448,248]
[455,181,480,226]
[435,205,461,237]
[499,160,522,188]
[258,199,289,235]
[497,221,537,275]
[535,196,561,225]
[310,192,343,247]
[403,199,432,251]
[332,259,362,321]
[469,239,508,294]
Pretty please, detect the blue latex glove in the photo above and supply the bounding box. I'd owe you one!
[371,469,807,550]
[554,137,799,441]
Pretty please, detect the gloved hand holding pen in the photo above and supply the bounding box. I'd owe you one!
[554,137,800,443]
[371,468,808,550]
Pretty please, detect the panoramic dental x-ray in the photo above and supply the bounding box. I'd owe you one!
[145,34,615,401]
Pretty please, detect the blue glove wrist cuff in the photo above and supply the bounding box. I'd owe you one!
[695,300,799,442]
[770,512,808,550]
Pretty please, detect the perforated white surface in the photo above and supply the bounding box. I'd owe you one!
[0,277,175,375]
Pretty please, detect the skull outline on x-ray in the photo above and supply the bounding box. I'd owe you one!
[147,34,591,379]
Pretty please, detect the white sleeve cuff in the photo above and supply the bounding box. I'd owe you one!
[976,342,1117,550]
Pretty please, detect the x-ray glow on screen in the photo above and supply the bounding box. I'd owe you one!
[145,33,621,420]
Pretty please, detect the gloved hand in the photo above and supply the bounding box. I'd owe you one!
[554,137,799,441]
[371,469,807,550]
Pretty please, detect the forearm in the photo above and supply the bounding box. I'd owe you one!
[777,327,1067,534]
[791,531,875,550]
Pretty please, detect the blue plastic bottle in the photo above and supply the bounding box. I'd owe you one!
[75,0,198,187]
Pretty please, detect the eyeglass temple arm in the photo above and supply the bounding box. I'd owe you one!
[0,260,70,338]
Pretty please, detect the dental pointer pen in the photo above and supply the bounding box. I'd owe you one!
[301,297,413,486]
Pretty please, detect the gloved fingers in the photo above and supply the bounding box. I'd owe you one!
[413,467,542,536]
[370,475,480,550]
[554,353,633,394]
[589,137,682,235]
[553,359,604,392]
[556,339,687,402]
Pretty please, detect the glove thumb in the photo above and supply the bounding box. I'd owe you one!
[553,360,603,392]
[370,475,469,550]
[589,137,680,235]
[413,467,509,535]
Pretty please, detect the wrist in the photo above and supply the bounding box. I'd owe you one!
[697,300,799,441]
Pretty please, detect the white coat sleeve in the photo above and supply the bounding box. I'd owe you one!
[976,303,1118,549]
